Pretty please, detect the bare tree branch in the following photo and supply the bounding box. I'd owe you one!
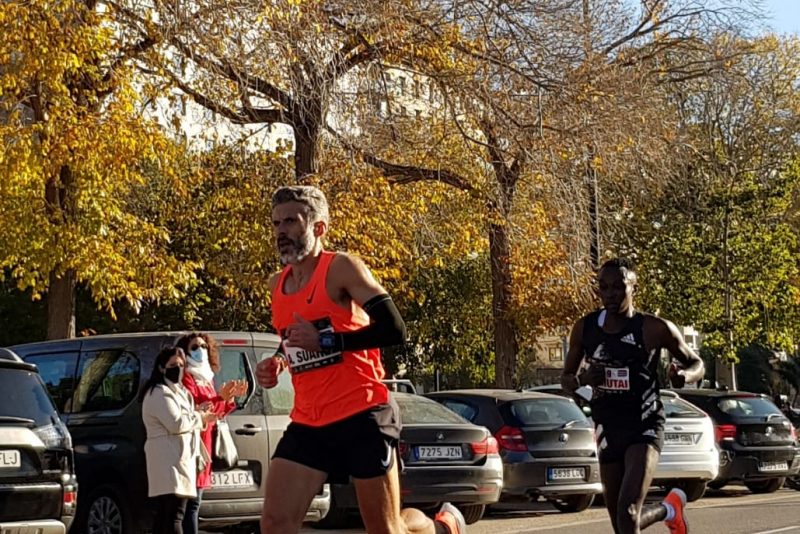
[326,124,475,191]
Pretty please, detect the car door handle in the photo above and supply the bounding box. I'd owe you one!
[235,425,263,435]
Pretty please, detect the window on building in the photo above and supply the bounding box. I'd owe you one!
[549,346,564,362]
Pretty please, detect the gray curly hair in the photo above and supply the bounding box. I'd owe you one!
[271,186,330,224]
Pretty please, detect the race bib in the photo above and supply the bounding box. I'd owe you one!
[282,317,343,374]
[600,367,630,391]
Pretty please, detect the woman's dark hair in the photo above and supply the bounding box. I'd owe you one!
[138,346,185,402]
[176,332,221,372]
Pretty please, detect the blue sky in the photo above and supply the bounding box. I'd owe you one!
[762,0,800,34]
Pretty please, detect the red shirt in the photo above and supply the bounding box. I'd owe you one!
[182,373,236,489]
[272,251,389,427]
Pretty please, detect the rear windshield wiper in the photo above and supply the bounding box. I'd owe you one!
[561,419,581,429]
[0,416,35,427]
[766,413,785,421]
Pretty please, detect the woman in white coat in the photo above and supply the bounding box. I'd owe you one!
[140,346,216,534]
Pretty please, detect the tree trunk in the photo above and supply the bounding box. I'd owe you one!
[720,204,737,390]
[294,135,318,180]
[293,113,320,180]
[586,147,601,269]
[47,269,76,340]
[490,220,518,388]
[45,165,77,340]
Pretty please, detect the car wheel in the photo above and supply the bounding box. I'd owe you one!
[552,494,595,513]
[708,480,727,491]
[82,485,139,534]
[786,476,800,491]
[311,492,350,530]
[674,480,707,502]
[455,505,485,525]
[745,478,785,494]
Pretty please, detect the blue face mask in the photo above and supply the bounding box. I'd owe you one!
[189,347,208,363]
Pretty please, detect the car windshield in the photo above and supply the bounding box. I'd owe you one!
[663,396,705,418]
[506,398,587,426]
[0,368,60,428]
[396,395,469,424]
[716,396,783,418]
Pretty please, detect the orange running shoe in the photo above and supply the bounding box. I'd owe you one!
[664,488,689,534]
[435,503,466,534]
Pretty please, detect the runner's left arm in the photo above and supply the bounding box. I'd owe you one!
[659,318,705,387]
[285,254,407,352]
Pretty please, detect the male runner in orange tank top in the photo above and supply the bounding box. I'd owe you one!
[255,186,466,534]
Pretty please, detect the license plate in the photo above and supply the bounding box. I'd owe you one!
[758,461,789,473]
[415,446,463,460]
[0,450,20,468]
[211,469,255,489]
[548,467,586,480]
[665,433,695,446]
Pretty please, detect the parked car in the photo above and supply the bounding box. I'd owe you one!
[668,388,800,494]
[653,391,719,501]
[427,390,602,513]
[9,332,330,534]
[315,391,503,528]
[528,385,719,502]
[0,347,78,534]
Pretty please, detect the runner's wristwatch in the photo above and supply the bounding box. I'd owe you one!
[319,333,342,351]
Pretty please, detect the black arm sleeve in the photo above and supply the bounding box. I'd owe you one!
[333,294,407,351]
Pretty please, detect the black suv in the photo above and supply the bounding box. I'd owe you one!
[0,348,77,534]
[670,388,800,493]
[9,332,329,534]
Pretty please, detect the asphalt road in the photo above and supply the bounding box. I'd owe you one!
[300,486,800,534]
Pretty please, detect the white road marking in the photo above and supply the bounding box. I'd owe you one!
[490,517,609,534]
[695,493,800,509]
[747,527,800,534]
[487,493,800,534]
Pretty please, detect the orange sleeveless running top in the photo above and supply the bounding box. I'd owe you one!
[271,251,389,427]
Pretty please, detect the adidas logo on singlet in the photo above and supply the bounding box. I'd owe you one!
[621,333,637,345]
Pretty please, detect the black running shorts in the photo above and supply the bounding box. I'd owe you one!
[594,421,664,464]
[272,398,402,483]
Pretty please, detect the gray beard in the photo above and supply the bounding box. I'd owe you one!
[279,228,315,265]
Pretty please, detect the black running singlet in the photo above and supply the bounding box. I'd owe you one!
[581,310,665,430]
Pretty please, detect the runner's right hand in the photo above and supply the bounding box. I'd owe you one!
[256,356,286,389]
[580,364,605,387]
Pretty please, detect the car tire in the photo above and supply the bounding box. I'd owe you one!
[745,477,785,494]
[456,505,485,525]
[708,480,727,491]
[553,494,595,513]
[80,484,141,534]
[675,480,707,502]
[311,492,350,530]
[786,476,800,491]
